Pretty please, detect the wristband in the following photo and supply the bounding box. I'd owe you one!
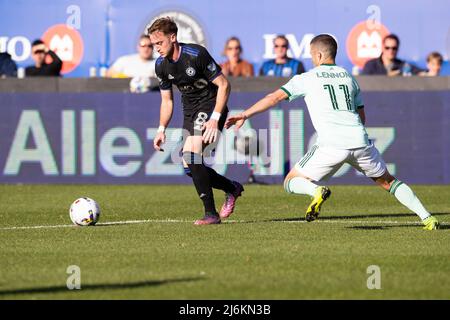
[157,125,166,133]
[210,111,221,121]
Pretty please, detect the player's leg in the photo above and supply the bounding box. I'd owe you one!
[205,163,244,219]
[284,146,347,221]
[352,143,439,230]
[202,110,244,219]
[371,171,439,230]
[183,135,220,225]
[182,110,221,225]
[202,138,237,194]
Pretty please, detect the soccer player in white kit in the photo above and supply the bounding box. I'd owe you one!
[225,34,439,230]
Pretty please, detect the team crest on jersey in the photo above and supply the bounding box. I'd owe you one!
[186,67,196,77]
[282,67,293,77]
[207,62,217,72]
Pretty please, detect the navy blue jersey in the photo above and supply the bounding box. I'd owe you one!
[259,58,305,77]
[155,43,222,112]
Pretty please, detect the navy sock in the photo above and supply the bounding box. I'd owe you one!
[183,152,216,215]
[205,167,235,193]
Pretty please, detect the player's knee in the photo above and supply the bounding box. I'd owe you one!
[283,177,292,193]
[373,171,396,192]
[182,151,203,166]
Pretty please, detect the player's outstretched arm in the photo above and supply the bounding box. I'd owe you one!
[225,89,288,129]
[202,74,231,144]
[154,89,174,151]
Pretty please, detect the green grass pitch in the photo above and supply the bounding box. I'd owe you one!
[0,184,449,300]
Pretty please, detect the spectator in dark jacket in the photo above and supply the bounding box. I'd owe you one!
[0,52,17,77]
[362,34,421,76]
[25,39,62,77]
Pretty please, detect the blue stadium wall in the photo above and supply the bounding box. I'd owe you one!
[1,91,449,185]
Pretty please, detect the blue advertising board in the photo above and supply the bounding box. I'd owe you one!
[1,91,449,184]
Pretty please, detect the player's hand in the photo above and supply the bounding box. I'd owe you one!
[387,69,401,77]
[202,119,219,144]
[153,132,166,151]
[225,113,247,129]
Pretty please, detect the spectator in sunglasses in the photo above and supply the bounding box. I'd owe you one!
[259,35,305,77]
[25,39,62,77]
[107,35,156,78]
[362,34,421,76]
[220,37,254,77]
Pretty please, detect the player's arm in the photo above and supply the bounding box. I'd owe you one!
[153,89,174,151]
[357,107,366,125]
[211,74,230,114]
[352,77,365,125]
[202,74,230,144]
[225,89,288,129]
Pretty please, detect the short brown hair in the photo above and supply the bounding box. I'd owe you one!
[147,17,178,36]
[427,51,443,64]
[310,34,338,59]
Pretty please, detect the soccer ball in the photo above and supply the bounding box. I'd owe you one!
[69,197,100,226]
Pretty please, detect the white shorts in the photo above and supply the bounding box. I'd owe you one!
[294,141,387,182]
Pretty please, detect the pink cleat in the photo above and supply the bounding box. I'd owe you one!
[219,181,244,219]
[194,214,221,225]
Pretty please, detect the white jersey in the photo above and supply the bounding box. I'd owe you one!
[281,64,369,149]
[111,54,156,78]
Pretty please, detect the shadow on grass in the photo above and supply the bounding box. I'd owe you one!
[348,224,450,230]
[260,212,449,223]
[0,276,203,297]
[346,225,414,230]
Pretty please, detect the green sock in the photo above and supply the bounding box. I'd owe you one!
[389,179,430,221]
[284,176,318,196]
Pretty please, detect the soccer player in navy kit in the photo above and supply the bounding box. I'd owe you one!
[148,17,244,225]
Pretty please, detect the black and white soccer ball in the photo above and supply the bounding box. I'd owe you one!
[69,197,100,226]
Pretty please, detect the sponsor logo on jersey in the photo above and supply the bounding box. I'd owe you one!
[186,67,196,77]
[282,67,293,77]
[145,10,207,47]
[42,24,84,74]
[346,21,390,69]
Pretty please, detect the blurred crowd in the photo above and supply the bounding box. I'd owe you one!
[0,33,445,79]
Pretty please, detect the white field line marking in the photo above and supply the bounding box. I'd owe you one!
[0,218,448,231]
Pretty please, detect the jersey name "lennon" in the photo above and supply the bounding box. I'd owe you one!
[316,71,351,78]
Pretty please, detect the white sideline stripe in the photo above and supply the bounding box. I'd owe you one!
[0,218,447,231]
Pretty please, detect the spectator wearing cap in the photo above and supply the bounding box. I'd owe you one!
[220,37,254,77]
[259,35,305,77]
[107,35,156,78]
[25,40,62,77]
